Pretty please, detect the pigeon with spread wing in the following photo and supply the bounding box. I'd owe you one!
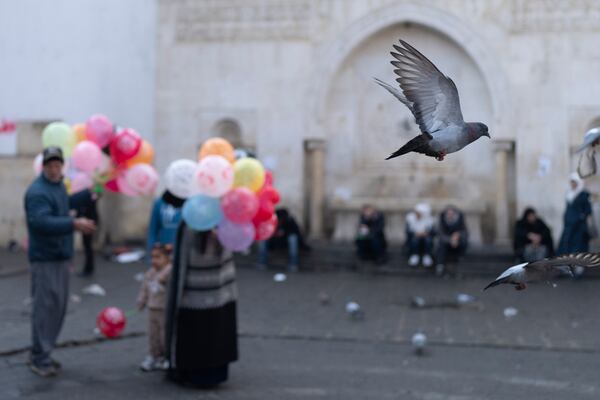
[483,253,600,291]
[375,40,490,161]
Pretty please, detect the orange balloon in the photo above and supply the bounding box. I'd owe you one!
[126,140,155,167]
[72,123,87,143]
[198,137,235,163]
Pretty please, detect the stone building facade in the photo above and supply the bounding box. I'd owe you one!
[3,0,600,246]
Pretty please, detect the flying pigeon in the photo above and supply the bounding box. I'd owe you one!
[375,40,490,161]
[576,127,600,153]
[483,252,600,291]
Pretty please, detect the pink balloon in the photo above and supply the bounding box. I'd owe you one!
[85,114,114,148]
[110,128,142,165]
[217,219,255,251]
[117,172,138,196]
[72,140,103,173]
[195,155,234,197]
[221,187,259,223]
[125,163,158,195]
[71,172,93,193]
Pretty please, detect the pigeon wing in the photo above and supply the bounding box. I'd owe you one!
[576,127,600,153]
[525,252,600,275]
[391,40,464,135]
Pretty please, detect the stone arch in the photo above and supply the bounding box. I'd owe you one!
[309,2,510,136]
[211,118,243,148]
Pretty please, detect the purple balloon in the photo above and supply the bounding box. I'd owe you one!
[217,219,255,251]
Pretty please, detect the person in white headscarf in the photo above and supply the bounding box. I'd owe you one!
[557,174,592,264]
[405,203,435,267]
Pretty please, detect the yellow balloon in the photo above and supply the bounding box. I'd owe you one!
[233,158,265,192]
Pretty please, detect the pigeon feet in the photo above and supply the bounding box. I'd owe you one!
[436,151,447,161]
[514,283,527,291]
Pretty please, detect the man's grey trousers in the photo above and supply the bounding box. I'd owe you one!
[30,261,69,367]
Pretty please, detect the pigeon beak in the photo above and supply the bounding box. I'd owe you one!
[484,133,491,139]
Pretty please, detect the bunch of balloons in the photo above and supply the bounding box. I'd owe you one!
[166,137,281,251]
[36,115,158,195]
[96,307,126,338]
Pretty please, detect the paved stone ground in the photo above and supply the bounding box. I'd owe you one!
[1,250,600,398]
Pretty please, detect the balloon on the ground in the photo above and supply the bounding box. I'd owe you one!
[233,158,265,192]
[96,307,126,338]
[217,219,255,251]
[198,137,235,164]
[182,195,223,231]
[195,155,234,197]
[254,213,278,241]
[125,163,158,195]
[85,114,114,148]
[221,187,259,224]
[72,140,103,172]
[165,159,198,199]
[126,140,154,167]
[70,172,93,193]
[110,128,142,165]
[72,123,87,143]
[42,122,76,157]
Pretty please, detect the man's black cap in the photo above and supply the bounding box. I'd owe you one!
[42,146,64,165]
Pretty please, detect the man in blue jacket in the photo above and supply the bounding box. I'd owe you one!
[24,147,96,377]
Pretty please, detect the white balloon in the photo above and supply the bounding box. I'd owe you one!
[164,159,198,199]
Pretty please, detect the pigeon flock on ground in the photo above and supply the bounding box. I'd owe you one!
[376,39,600,291]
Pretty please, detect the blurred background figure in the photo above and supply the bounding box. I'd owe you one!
[558,174,593,276]
[146,190,183,260]
[513,207,554,263]
[405,203,435,268]
[435,205,468,276]
[355,204,387,264]
[257,208,309,272]
[76,191,100,277]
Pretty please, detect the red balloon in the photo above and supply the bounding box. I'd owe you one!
[221,188,259,224]
[96,307,126,338]
[255,213,278,241]
[264,170,274,186]
[105,178,119,193]
[252,195,275,224]
[260,186,280,205]
[109,128,142,164]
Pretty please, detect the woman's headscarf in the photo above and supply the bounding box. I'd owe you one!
[566,173,585,203]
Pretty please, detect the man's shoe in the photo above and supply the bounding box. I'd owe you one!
[27,361,57,378]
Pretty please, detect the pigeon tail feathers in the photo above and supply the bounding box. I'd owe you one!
[386,133,433,160]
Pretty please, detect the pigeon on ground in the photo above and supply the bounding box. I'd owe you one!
[576,127,600,153]
[375,40,490,161]
[483,253,600,291]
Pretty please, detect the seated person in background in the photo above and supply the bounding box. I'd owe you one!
[405,203,435,268]
[258,208,309,272]
[435,205,469,276]
[355,204,387,264]
[514,207,554,262]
